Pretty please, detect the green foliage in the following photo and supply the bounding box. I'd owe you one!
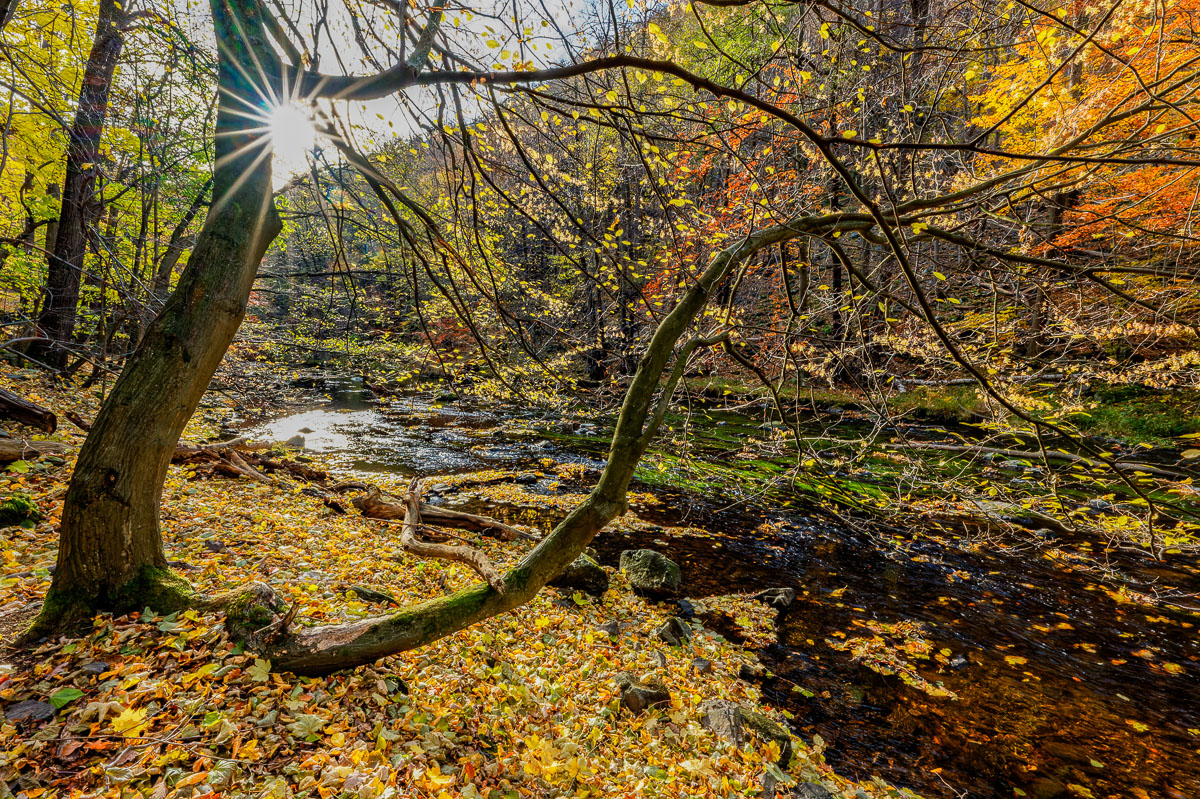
[1070,385,1200,446]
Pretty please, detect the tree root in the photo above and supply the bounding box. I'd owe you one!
[21,564,290,646]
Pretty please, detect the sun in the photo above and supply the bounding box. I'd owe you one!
[267,102,318,182]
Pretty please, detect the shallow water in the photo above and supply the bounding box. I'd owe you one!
[247,384,1200,799]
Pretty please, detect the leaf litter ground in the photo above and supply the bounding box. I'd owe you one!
[0,373,911,798]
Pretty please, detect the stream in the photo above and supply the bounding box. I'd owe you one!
[246,377,1200,799]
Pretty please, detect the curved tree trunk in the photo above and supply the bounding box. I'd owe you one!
[266,219,826,675]
[32,0,124,368]
[28,0,282,634]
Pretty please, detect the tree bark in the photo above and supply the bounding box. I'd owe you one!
[28,0,283,635]
[32,0,125,368]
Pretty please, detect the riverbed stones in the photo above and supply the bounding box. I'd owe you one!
[691,657,713,675]
[753,587,796,610]
[615,673,671,714]
[619,549,681,597]
[284,434,305,449]
[514,472,539,485]
[700,699,793,765]
[548,553,610,596]
[653,616,693,646]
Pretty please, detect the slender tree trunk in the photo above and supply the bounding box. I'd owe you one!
[150,178,211,302]
[28,0,282,633]
[32,0,124,368]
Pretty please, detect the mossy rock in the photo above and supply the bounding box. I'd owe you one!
[619,549,681,598]
[0,492,40,527]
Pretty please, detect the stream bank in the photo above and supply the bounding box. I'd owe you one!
[243,374,1200,799]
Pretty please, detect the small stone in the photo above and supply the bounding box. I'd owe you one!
[596,620,620,637]
[5,700,54,723]
[514,472,539,485]
[346,585,399,605]
[80,662,109,675]
[549,553,609,596]
[794,782,836,799]
[284,434,305,449]
[753,587,795,610]
[653,616,692,647]
[619,549,682,598]
[739,661,767,681]
[999,459,1025,471]
[692,658,713,675]
[651,651,668,669]
[615,673,671,715]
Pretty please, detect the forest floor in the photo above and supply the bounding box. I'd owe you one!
[0,366,896,799]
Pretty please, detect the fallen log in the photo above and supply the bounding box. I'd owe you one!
[0,437,72,463]
[0,388,56,433]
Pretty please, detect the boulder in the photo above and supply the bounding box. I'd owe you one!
[620,549,681,598]
[700,699,793,765]
[653,616,693,647]
[753,587,795,610]
[616,673,671,714]
[549,553,609,596]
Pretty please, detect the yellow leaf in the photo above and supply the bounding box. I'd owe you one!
[111,707,148,738]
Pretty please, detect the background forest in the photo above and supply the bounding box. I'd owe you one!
[1,0,1199,796]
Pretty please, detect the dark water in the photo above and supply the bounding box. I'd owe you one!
[247,380,1200,799]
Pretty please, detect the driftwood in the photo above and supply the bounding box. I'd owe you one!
[0,437,71,463]
[398,478,505,592]
[173,438,331,487]
[352,485,535,541]
[0,388,56,432]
